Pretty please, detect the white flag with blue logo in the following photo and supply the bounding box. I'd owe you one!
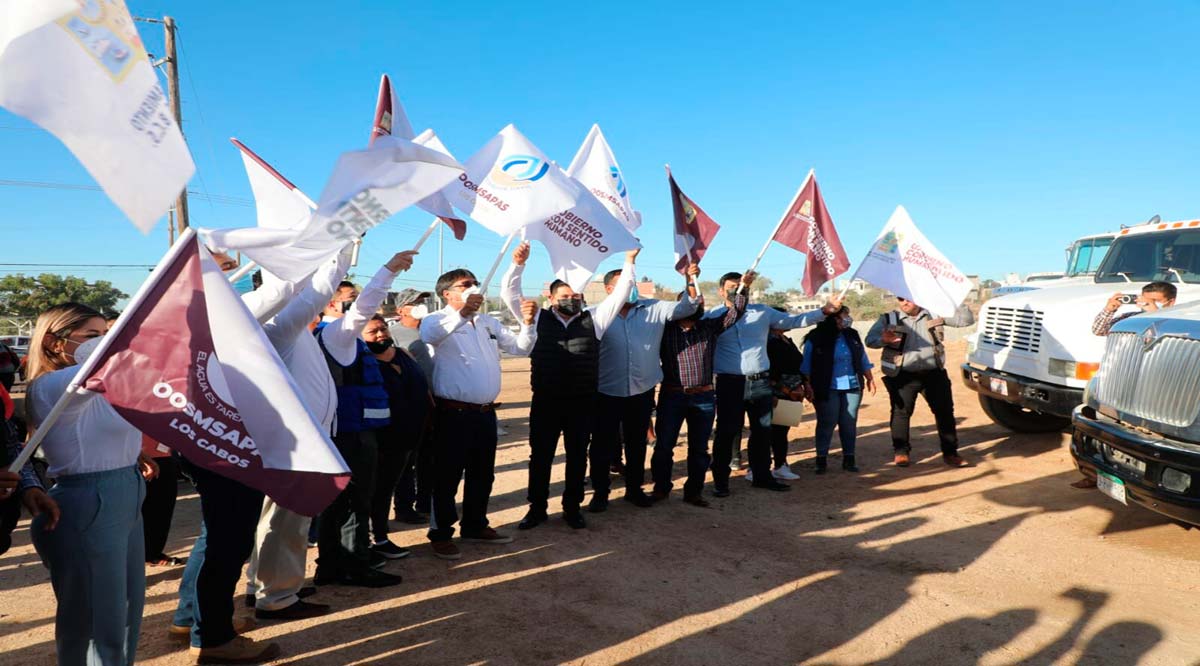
[566,124,641,232]
[0,0,195,233]
[448,124,579,236]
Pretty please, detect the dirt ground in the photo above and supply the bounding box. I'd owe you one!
[3,340,1199,665]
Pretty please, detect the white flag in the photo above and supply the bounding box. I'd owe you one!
[566,124,641,232]
[233,138,314,231]
[448,124,578,236]
[204,135,463,281]
[0,0,195,232]
[851,206,971,317]
[522,167,641,292]
[412,129,468,229]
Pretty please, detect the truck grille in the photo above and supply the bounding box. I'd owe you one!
[1096,332,1200,427]
[979,306,1044,353]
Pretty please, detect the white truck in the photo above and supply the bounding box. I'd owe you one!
[992,232,1115,296]
[962,219,1200,432]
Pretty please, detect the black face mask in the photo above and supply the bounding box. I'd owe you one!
[366,339,393,354]
[556,299,582,316]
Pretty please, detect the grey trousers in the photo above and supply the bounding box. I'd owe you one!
[245,498,311,611]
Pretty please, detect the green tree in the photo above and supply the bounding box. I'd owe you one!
[0,274,128,319]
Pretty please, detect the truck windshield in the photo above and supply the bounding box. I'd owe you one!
[1064,237,1113,277]
[1095,229,1200,284]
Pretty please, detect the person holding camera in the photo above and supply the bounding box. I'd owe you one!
[1092,281,1177,336]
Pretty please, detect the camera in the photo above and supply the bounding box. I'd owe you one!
[1117,294,1137,305]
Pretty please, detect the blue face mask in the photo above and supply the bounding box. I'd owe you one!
[627,290,639,305]
[226,271,255,295]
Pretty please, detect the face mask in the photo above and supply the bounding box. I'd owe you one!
[462,285,481,299]
[627,290,639,305]
[841,316,854,327]
[409,304,429,319]
[366,339,393,354]
[556,299,582,316]
[225,271,255,295]
[340,299,355,314]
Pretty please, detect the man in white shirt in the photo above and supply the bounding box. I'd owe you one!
[500,242,635,530]
[420,268,537,559]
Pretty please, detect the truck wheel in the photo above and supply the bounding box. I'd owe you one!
[978,394,1070,433]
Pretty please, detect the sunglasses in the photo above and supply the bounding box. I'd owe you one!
[454,280,480,290]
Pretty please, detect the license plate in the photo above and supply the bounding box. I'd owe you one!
[988,377,1009,396]
[1096,471,1127,505]
[1101,444,1147,475]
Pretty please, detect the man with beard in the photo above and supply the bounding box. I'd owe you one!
[500,242,636,530]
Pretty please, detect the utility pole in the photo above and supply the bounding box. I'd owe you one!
[162,17,188,238]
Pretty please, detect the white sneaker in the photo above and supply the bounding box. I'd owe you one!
[746,469,754,483]
[773,465,800,480]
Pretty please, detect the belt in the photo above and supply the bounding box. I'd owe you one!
[662,384,714,395]
[720,372,770,382]
[436,398,499,412]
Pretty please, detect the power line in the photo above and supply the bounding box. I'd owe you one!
[0,178,254,207]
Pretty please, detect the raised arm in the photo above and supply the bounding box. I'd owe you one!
[240,273,297,324]
[499,241,530,322]
[945,303,976,328]
[263,243,352,346]
[321,250,416,366]
[864,314,888,348]
[770,306,824,331]
[590,249,637,340]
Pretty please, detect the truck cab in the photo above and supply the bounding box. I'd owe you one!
[962,219,1200,432]
[1071,301,1200,526]
[991,232,1114,297]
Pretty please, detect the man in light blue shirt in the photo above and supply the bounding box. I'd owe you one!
[705,272,839,496]
[591,262,700,512]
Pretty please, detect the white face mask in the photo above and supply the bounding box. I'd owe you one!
[461,285,481,299]
[409,304,429,319]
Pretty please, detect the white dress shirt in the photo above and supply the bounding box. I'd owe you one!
[499,260,634,339]
[29,364,141,478]
[419,306,536,404]
[319,261,401,367]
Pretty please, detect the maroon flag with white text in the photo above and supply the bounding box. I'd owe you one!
[669,168,721,275]
[80,231,350,516]
[773,172,849,295]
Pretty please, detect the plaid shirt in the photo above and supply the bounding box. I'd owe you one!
[1092,308,1139,336]
[660,294,747,389]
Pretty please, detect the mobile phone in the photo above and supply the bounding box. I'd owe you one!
[1117,294,1137,305]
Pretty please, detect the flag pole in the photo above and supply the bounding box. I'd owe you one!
[10,228,200,471]
[742,168,815,294]
[411,218,441,252]
[227,260,257,284]
[665,164,699,291]
[479,232,518,296]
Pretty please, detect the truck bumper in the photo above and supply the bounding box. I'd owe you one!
[1071,406,1200,528]
[959,364,1081,418]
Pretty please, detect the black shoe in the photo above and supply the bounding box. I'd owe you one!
[394,508,428,525]
[623,491,654,508]
[255,599,332,621]
[247,584,318,608]
[815,456,828,475]
[330,568,403,588]
[713,487,731,498]
[368,552,389,570]
[752,480,792,492]
[588,495,609,513]
[518,510,549,530]
[370,540,411,560]
[650,489,669,503]
[683,495,710,508]
[842,455,859,473]
[563,512,587,529]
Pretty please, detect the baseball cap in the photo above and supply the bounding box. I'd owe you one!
[395,288,432,307]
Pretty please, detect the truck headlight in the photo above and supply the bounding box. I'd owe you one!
[1049,358,1101,380]
[1161,467,1191,494]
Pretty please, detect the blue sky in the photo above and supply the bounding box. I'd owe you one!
[3,1,1200,300]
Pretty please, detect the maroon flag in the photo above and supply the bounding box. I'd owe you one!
[668,167,721,274]
[79,230,350,516]
[772,171,850,295]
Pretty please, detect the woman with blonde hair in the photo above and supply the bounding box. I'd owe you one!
[26,302,156,666]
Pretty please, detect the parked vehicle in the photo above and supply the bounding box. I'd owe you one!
[1071,301,1200,527]
[963,219,1200,431]
[992,232,1115,296]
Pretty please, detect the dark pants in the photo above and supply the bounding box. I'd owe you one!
[651,389,716,497]
[712,374,775,491]
[428,407,498,542]
[142,453,179,561]
[770,425,790,469]
[591,389,656,497]
[883,368,959,456]
[371,430,414,543]
[528,392,595,514]
[180,460,262,648]
[317,429,378,576]
[394,422,433,515]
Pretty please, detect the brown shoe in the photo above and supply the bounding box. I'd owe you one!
[190,636,280,664]
[461,527,513,544]
[650,489,669,502]
[169,616,256,643]
[1070,477,1098,489]
[893,452,910,467]
[431,540,462,560]
[943,454,971,468]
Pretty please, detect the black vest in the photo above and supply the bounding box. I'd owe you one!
[807,328,867,402]
[530,309,599,396]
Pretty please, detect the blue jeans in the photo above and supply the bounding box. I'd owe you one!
[651,389,716,497]
[813,389,863,457]
[31,466,146,666]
